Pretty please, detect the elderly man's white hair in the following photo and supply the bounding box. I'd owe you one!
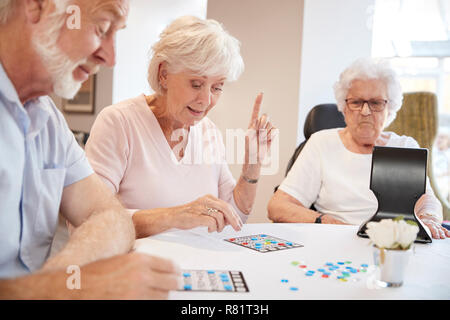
[333,58,403,127]
[0,0,70,24]
[148,15,245,95]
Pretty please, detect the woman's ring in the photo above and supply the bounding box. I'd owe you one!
[206,207,219,215]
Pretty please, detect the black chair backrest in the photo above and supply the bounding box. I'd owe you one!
[303,104,346,141]
[357,146,432,243]
[285,104,346,176]
[71,130,90,148]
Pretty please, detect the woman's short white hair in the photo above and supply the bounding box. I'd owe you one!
[333,57,403,127]
[148,15,245,95]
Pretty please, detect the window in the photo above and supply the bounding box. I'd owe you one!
[372,0,450,203]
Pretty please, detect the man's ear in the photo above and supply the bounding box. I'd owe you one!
[24,0,54,24]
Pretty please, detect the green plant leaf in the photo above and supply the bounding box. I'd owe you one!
[393,215,405,222]
[406,220,418,227]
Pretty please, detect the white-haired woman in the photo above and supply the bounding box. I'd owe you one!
[86,16,276,237]
[268,58,449,240]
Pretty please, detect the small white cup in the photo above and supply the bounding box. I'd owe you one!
[373,246,413,287]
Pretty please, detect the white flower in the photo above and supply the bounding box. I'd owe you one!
[396,219,419,249]
[366,219,397,249]
[366,218,419,250]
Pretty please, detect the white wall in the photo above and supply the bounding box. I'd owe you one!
[297,0,374,144]
[207,0,304,223]
[59,0,376,224]
[60,0,207,132]
[113,0,207,104]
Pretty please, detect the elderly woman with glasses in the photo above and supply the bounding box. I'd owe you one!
[268,58,449,240]
[85,16,276,238]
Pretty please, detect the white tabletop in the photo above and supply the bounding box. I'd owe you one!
[134,223,450,300]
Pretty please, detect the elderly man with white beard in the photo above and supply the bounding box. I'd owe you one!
[0,0,181,299]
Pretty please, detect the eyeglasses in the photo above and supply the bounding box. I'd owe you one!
[345,98,388,112]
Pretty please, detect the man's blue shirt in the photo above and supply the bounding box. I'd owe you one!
[0,63,93,278]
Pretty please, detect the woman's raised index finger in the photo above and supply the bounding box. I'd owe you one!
[250,92,264,124]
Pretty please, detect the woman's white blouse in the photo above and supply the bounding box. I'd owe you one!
[85,94,248,222]
[279,128,442,225]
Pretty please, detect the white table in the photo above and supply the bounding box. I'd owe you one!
[134,223,450,300]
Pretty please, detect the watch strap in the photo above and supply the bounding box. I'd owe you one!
[314,213,325,224]
[242,175,258,184]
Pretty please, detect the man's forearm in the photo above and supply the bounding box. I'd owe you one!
[0,270,74,299]
[42,208,135,271]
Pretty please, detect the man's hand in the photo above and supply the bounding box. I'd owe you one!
[1,252,182,300]
[75,252,182,299]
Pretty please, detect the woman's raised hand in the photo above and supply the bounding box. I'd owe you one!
[246,93,277,165]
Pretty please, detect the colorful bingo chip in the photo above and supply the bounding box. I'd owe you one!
[225,234,303,253]
[287,260,372,283]
[179,270,249,292]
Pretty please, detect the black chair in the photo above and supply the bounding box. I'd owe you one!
[274,104,346,192]
[357,146,432,243]
[71,130,90,148]
[285,103,346,176]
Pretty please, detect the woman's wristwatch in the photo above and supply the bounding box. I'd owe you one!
[314,213,325,224]
[242,175,258,184]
